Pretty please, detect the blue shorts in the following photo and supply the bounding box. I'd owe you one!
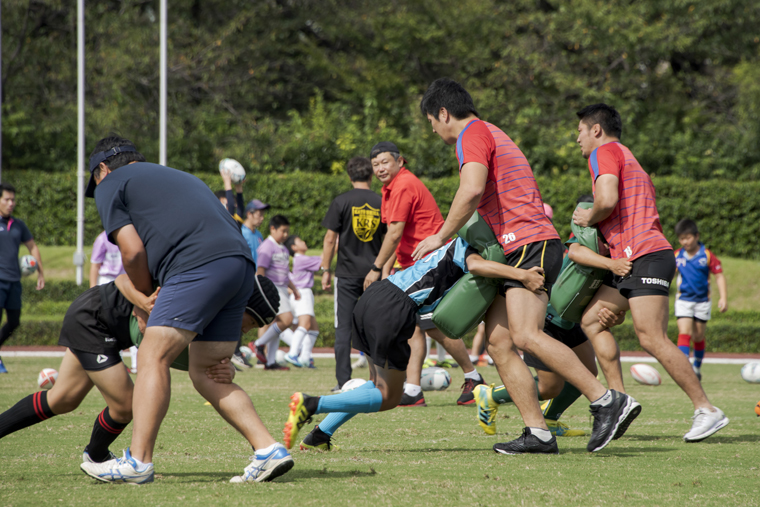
[148,256,255,342]
[0,281,22,310]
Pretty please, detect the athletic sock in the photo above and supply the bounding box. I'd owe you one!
[693,340,705,368]
[288,327,308,358]
[437,344,446,362]
[463,369,481,381]
[0,391,56,438]
[591,389,613,407]
[404,384,422,397]
[542,382,582,421]
[492,377,543,405]
[280,328,294,350]
[317,381,376,435]
[316,382,383,414]
[425,334,432,359]
[300,331,318,363]
[130,346,138,370]
[255,322,281,349]
[529,427,553,442]
[677,334,691,357]
[86,407,129,462]
[266,337,280,365]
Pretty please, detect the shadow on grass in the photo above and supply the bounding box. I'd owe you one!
[623,434,760,443]
[273,469,379,481]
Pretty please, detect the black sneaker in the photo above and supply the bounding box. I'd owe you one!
[398,392,427,407]
[457,375,486,405]
[330,384,343,393]
[493,428,559,455]
[300,426,338,451]
[587,390,641,451]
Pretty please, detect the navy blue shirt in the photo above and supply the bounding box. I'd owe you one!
[0,216,33,282]
[94,162,254,285]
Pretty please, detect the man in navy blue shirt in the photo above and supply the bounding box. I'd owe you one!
[0,182,45,374]
[79,135,292,485]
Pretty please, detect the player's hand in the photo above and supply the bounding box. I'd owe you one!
[412,234,445,261]
[36,272,45,291]
[598,307,625,328]
[572,207,593,228]
[321,271,332,291]
[206,357,236,384]
[133,307,149,334]
[520,266,545,293]
[142,286,160,314]
[718,298,728,313]
[608,258,632,277]
[364,270,380,290]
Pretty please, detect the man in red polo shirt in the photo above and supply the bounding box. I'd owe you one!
[363,142,485,407]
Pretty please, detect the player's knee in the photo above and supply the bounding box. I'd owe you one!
[47,392,80,414]
[540,384,563,400]
[110,405,133,424]
[379,387,403,412]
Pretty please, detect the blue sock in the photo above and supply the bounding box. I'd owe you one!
[316,380,382,414]
[694,342,705,368]
[319,413,355,436]
[678,345,690,356]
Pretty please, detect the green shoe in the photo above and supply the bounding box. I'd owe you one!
[436,358,459,369]
[546,419,586,437]
[422,358,437,369]
[474,384,498,435]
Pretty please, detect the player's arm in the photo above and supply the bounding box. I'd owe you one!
[382,252,396,279]
[573,174,619,227]
[567,242,631,277]
[412,162,487,260]
[112,225,153,296]
[715,272,728,312]
[114,273,159,314]
[89,262,101,288]
[365,221,405,289]
[288,278,301,300]
[320,229,338,290]
[465,253,545,293]
[23,239,44,290]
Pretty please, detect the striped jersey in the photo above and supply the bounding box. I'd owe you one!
[675,244,722,302]
[456,119,559,255]
[588,142,672,261]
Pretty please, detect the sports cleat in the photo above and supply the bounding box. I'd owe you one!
[422,358,437,369]
[587,390,641,452]
[330,384,342,393]
[249,342,267,365]
[476,353,490,367]
[683,406,729,442]
[351,355,367,369]
[474,384,498,435]
[398,391,427,407]
[493,427,559,455]
[264,363,290,371]
[283,393,316,449]
[231,351,252,370]
[283,354,303,368]
[457,375,486,405]
[546,419,586,437]
[80,448,154,484]
[437,358,459,369]
[300,426,338,451]
[302,358,316,369]
[82,448,118,464]
[229,443,294,483]
[0,359,7,374]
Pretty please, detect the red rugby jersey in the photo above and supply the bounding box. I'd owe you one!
[456,119,559,255]
[588,142,672,261]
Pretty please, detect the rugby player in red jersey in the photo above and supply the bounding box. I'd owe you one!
[572,103,728,442]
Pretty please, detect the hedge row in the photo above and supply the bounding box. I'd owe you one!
[4,170,760,259]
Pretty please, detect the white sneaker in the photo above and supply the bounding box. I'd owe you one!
[82,449,117,464]
[683,407,729,442]
[230,443,294,483]
[80,448,154,484]
[352,355,367,369]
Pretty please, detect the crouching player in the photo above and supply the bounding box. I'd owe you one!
[283,237,546,450]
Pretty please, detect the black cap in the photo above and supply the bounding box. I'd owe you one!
[85,145,138,198]
[245,275,280,327]
[370,141,400,160]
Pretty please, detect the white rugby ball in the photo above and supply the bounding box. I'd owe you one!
[275,349,287,366]
[630,363,662,386]
[341,378,368,393]
[740,362,760,383]
[420,367,451,392]
[37,368,58,390]
[219,158,246,183]
[239,345,253,362]
[19,255,38,277]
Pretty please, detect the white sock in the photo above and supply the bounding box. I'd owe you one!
[404,384,422,397]
[130,346,138,369]
[529,427,553,442]
[255,443,278,455]
[469,355,479,363]
[279,328,293,347]
[266,337,280,365]
[591,390,613,407]
[300,331,318,363]
[255,322,281,348]
[425,334,432,359]
[463,369,481,381]
[437,345,446,361]
[288,327,307,357]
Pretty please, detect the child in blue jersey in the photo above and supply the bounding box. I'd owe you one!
[674,219,728,380]
[283,237,546,450]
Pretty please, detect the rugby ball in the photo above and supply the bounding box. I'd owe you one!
[239,345,253,362]
[37,368,58,390]
[630,363,662,386]
[219,158,246,183]
[19,255,38,277]
[420,367,451,391]
[275,349,287,366]
[341,378,368,393]
[740,362,760,384]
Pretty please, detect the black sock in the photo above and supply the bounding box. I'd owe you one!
[86,407,129,462]
[0,391,56,438]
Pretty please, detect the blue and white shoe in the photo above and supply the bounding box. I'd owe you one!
[283,354,303,368]
[80,448,154,484]
[229,443,294,483]
[0,359,7,374]
[82,448,118,464]
[301,358,316,369]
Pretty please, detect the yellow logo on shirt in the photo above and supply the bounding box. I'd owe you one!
[352,204,381,242]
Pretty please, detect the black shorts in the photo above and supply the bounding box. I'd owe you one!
[523,319,588,372]
[352,279,418,371]
[70,348,124,372]
[500,239,564,297]
[416,313,437,331]
[58,285,132,355]
[603,249,675,299]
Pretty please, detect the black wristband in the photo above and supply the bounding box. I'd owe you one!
[371,264,382,272]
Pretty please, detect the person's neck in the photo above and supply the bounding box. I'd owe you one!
[351,181,371,190]
[592,136,620,151]
[451,115,479,139]
[0,212,10,219]
[685,245,700,256]
[243,220,257,232]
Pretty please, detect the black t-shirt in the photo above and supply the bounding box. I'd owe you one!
[0,216,33,282]
[94,162,254,285]
[322,188,386,278]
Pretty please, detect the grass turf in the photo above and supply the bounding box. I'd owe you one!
[0,358,758,506]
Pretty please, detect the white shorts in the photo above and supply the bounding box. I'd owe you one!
[276,285,293,316]
[675,299,711,322]
[290,288,315,318]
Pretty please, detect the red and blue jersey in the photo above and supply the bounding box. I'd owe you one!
[456,119,558,255]
[675,244,722,303]
[588,142,671,261]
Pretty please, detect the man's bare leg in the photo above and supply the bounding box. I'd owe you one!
[427,328,477,373]
[405,325,426,387]
[580,285,629,392]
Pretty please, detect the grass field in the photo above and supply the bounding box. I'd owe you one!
[0,358,758,506]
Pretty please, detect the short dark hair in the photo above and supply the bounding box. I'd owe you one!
[675,219,699,237]
[269,214,290,230]
[576,104,622,139]
[214,190,226,200]
[420,78,479,121]
[284,235,299,256]
[346,157,372,182]
[89,134,146,170]
[0,183,17,195]
[576,194,594,204]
